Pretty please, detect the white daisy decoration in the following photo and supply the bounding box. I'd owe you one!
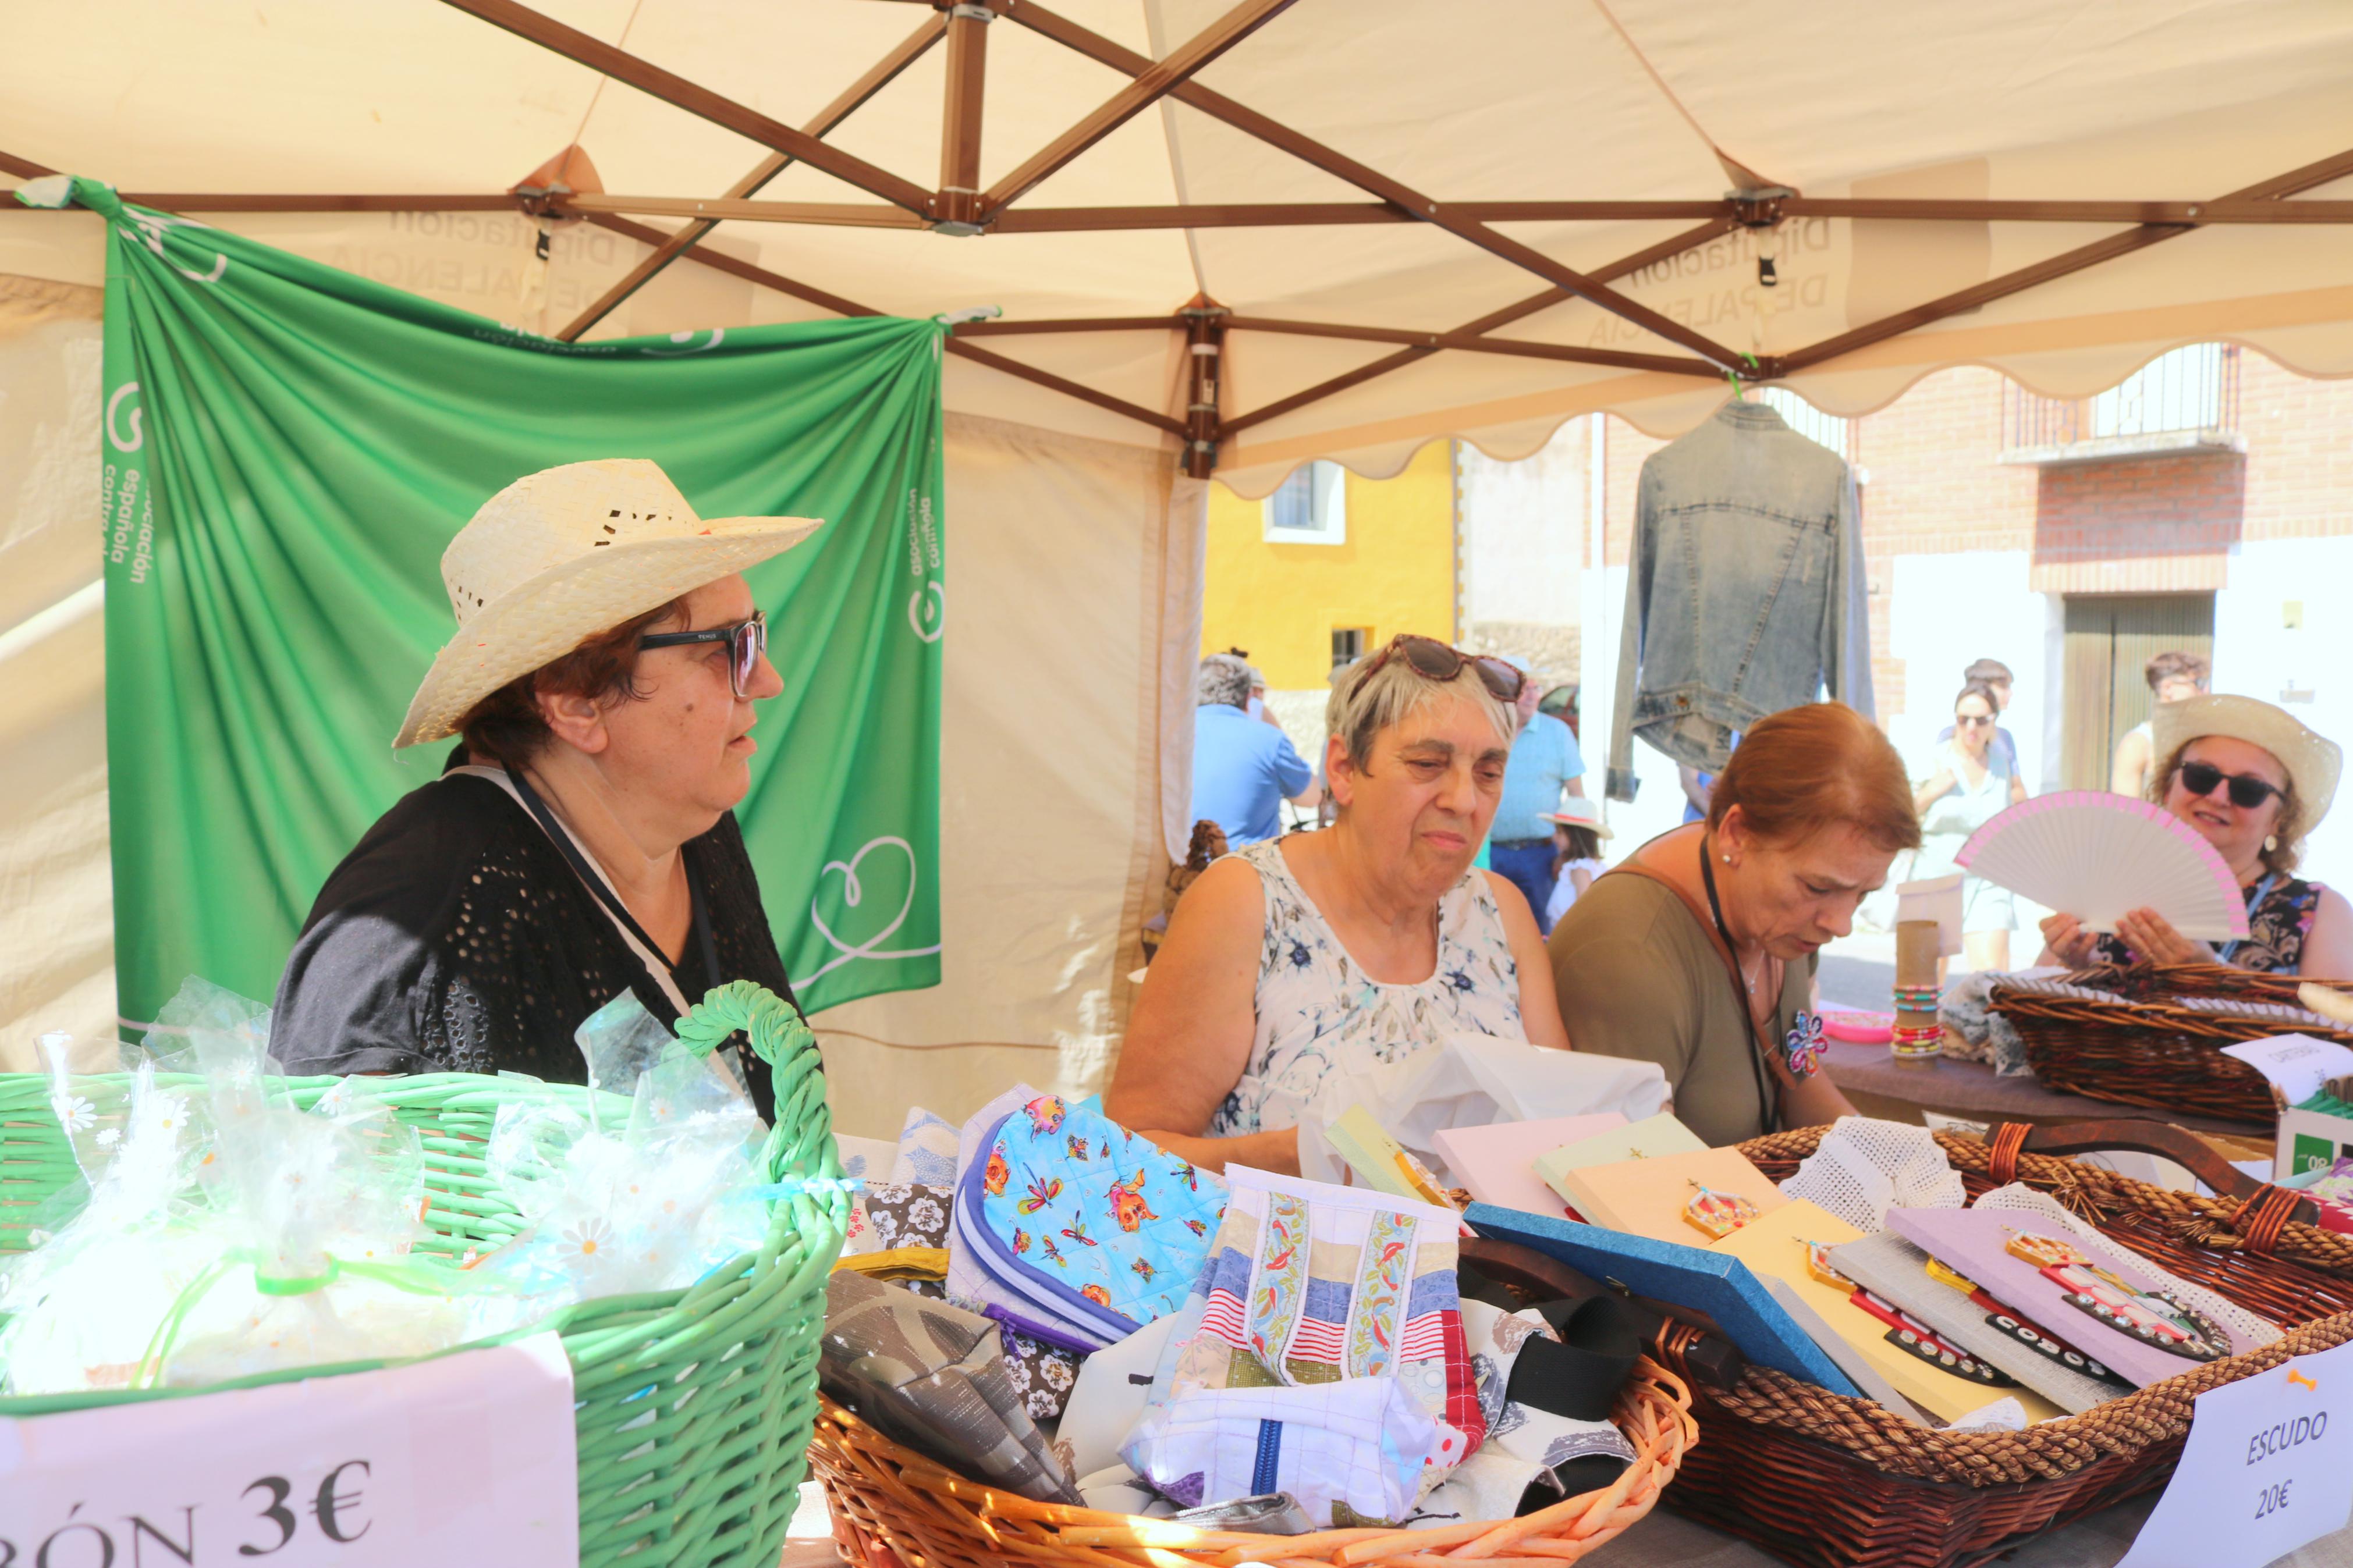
[49,1093,95,1134]
[95,1128,122,1148]
[563,1218,613,1258]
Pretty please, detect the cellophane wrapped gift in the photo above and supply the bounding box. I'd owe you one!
[0,980,473,1393]
[463,991,774,1326]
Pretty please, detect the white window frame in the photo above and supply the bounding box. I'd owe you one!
[1261,460,1348,545]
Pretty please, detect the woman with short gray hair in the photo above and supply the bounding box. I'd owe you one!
[1110,635,1570,1174]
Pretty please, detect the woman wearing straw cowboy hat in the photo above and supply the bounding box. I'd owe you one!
[272,459,821,1118]
[2039,694,2353,976]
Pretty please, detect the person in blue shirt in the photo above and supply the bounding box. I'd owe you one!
[1190,653,1316,846]
[1489,656,1585,932]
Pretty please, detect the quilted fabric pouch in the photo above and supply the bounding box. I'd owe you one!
[956,1092,1226,1351]
[1124,1374,1435,1528]
[1148,1166,1482,1490]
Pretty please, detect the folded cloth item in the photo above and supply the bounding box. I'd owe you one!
[1059,1310,1186,1481]
[1148,1167,1481,1489]
[1076,1464,1173,1518]
[842,1181,952,1258]
[957,1091,1226,1350]
[836,1132,898,1183]
[1124,1375,1435,1528]
[1780,1116,1965,1233]
[892,1105,961,1186]
[1939,971,2032,1076]
[1504,1297,1643,1499]
[819,1270,1079,1504]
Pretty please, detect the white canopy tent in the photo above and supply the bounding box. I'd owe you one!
[3,0,2351,1126]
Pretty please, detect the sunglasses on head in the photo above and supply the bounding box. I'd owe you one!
[1350,634,1525,703]
[2177,759,2283,810]
[638,610,768,699]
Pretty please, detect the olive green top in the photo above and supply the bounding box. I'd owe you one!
[1545,872,1815,1146]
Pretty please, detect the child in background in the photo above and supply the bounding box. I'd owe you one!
[1542,799,1613,928]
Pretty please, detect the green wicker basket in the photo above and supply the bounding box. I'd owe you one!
[0,979,846,1568]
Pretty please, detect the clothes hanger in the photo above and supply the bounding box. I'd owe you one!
[1724,351,1763,401]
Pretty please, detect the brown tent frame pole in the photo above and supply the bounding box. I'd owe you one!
[1224,217,1742,435]
[582,212,1184,436]
[434,0,935,215]
[559,13,946,341]
[934,4,989,229]
[976,0,1298,218]
[989,0,1747,374]
[1780,144,2353,373]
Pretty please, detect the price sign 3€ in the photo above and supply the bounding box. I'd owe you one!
[0,1332,577,1567]
[2117,1338,2353,1568]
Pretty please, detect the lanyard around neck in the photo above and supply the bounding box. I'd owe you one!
[1699,834,1783,1135]
[504,765,722,996]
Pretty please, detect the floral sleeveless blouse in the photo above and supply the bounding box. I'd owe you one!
[1209,838,1525,1137]
[2093,872,2324,973]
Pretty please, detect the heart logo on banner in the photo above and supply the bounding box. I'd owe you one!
[806,835,942,981]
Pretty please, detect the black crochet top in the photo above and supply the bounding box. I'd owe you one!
[271,765,798,1119]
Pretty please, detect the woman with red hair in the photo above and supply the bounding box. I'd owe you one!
[1548,703,1921,1144]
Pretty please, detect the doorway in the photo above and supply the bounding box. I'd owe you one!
[2059,593,2214,791]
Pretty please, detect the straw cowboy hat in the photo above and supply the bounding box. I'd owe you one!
[1541,797,1614,840]
[2152,693,2341,834]
[394,459,821,748]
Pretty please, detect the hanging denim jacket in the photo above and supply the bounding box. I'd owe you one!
[1605,401,1873,801]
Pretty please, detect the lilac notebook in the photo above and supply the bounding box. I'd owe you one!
[1884,1207,2256,1388]
[1431,1112,1627,1217]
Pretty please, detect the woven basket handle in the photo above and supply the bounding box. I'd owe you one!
[1992,1118,2316,1236]
[675,980,837,1185]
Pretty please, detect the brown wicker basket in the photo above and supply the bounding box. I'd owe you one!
[1988,962,2353,1124]
[810,1355,1697,1568]
[1639,1122,2353,1568]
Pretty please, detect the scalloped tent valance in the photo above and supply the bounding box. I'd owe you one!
[5,0,2352,500]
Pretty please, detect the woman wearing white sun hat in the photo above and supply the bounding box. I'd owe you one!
[272,459,822,1117]
[2039,693,2352,976]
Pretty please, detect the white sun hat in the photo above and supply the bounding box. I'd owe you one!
[393,459,822,748]
[2152,692,2341,832]
[1541,796,1614,839]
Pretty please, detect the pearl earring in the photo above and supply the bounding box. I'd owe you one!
[1722,854,1733,864]
[2266,834,2279,853]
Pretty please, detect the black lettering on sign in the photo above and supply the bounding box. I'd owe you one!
[236,1480,294,1559]
[126,1510,196,1568]
[311,1463,371,1544]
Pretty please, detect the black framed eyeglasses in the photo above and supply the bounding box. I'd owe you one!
[1349,634,1525,703]
[638,611,768,699]
[2177,759,2283,810]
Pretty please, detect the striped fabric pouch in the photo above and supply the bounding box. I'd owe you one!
[1137,1166,1481,1499]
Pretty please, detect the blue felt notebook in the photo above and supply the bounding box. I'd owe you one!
[1464,1202,1861,1396]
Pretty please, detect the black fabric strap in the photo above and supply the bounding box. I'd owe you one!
[1699,835,1783,1135]
[505,766,721,996]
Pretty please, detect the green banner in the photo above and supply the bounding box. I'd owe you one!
[65,179,945,1026]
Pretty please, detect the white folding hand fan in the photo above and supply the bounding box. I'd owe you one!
[1955,791,2248,940]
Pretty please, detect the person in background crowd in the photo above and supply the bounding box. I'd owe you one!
[2110,650,2212,797]
[1936,657,2020,778]
[1190,652,1316,847]
[1549,703,1914,1145]
[1679,763,1714,826]
[1111,635,1567,1174]
[2044,694,2351,975]
[1489,654,1587,934]
[1541,796,1613,928]
[1913,680,2029,974]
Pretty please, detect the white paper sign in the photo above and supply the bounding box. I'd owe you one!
[2223,1034,2353,1108]
[2116,1339,2353,1568]
[0,1332,579,1567]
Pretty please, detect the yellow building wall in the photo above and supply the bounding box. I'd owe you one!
[1201,443,1458,690]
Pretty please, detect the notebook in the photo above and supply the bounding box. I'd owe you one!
[1830,1232,2131,1415]
[1431,1112,1628,1217]
[1884,1207,2258,1388]
[1710,1200,2063,1425]
[1326,1105,1457,1208]
[1543,1144,1787,1245]
[1463,1202,1859,1395]
[1534,1112,1709,1215]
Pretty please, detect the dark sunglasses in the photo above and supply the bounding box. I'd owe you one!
[1350,634,1524,703]
[638,610,768,699]
[1954,713,1996,729]
[2177,759,2283,810]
